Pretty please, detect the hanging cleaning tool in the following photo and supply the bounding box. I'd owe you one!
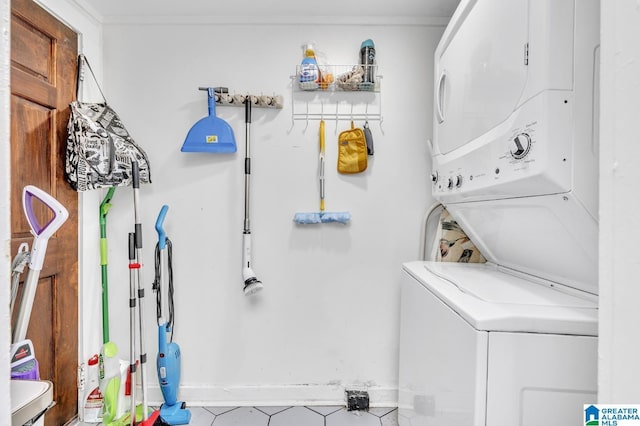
[100,187,116,346]
[181,87,237,153]
[126,232,140,426]
[154,205,191,425]
[242,98,264,296]
[293,120,351,224]
[124,232,151,426]
[98,187,124,425]
[127,161,162,426]
[11,186,69,380]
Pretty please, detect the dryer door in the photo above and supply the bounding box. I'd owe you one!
[435,0,528,155]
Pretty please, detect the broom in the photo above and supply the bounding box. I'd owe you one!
[294,119,351,224]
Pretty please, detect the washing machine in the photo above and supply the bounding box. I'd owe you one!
[398,261,597,426]
[398,0,600,425]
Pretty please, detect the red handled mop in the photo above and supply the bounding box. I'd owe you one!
[127,231,139,425]
[127,161,162,425]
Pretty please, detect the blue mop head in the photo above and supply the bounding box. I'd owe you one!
[293,212,351,224]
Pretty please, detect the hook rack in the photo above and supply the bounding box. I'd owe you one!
[200,87,283,109]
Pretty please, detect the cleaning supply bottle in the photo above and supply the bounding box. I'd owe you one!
[359,39,376,85]
[299,44,319,83]
[81,354,103,423]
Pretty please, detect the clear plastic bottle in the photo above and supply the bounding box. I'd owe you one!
[299,46,319,83]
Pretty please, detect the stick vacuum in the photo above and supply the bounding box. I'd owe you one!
[11,186,68,379]
[154,205,190,425]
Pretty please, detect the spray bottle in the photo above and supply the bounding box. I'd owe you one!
[80,354,103,423]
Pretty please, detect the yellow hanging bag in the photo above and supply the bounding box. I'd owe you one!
[337,121,367,174]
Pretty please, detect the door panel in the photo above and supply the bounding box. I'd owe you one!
[10,97,54,213]
[11,14,54,81]
[10,0,78,424]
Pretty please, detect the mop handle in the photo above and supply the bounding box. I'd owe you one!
[99,187,115,343]
[99,188,116,245]
[319,120,325,212]
[23,185,69,271]
[99,187,115,266]
[131,160,149,420]
[127,232,137,426]
[132,161,142,249]
[244,99,252,233]
[155,205,169,250]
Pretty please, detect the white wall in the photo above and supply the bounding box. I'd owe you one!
[88,22,443,405]
[598,0,640,402]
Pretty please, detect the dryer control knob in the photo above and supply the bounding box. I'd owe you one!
[510,133,531,159]
[447,177,454,189]
[431,171,438,183]
[455,175,463,188]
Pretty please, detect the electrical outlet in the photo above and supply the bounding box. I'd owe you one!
[346,389,370,411]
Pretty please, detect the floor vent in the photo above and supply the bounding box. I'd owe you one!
[345,389,369,411]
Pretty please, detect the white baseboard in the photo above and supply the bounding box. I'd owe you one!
[145,384,398,408]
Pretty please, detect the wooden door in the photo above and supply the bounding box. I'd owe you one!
[10,0,78,424]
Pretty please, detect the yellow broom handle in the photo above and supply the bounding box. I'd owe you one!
[319,120,325,212]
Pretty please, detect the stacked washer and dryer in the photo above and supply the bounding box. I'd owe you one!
[398,1,600,425]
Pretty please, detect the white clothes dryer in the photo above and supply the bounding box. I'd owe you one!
[430,0,600,292]
[399,0,600,424]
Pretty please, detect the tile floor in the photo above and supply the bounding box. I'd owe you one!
[183,406,399,426]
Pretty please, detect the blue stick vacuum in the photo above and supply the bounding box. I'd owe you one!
[154,205,191,425]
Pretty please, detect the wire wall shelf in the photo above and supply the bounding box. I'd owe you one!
[294,64,380,93]
[290,65,383,131]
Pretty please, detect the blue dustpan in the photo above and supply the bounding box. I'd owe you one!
[181,88,237,153]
